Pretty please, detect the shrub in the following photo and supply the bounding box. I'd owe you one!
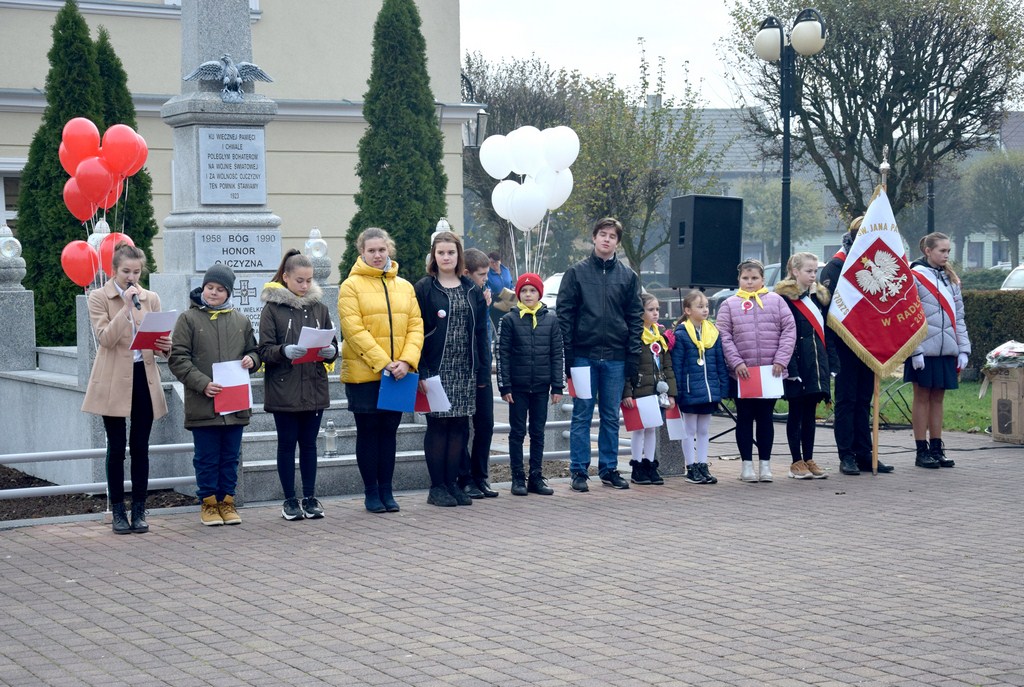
[963,290,1024,369]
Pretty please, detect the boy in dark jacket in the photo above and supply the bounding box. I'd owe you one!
[497,273,564,496]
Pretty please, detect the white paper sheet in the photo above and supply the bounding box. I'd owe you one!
[570,366,592,399]
[634,394,664,428]
[296,326,336,350]
[137,310,178,333]
[421,375,452,413]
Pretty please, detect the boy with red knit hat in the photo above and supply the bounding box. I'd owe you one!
[496,273,564,496]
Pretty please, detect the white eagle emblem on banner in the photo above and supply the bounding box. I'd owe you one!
[855,250,908,302]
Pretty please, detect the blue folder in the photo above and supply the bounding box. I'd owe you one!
[377,370,419,413]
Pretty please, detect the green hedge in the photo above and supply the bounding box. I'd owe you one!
[960,268,1009,291]
[963,290,1024,370]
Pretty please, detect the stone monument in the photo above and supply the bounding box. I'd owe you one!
[0,222,34,371]
[152,0,281,331]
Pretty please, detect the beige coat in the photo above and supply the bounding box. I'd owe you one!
[81,280,169,420]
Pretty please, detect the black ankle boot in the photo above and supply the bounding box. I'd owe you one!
[511,474,528,496]
[111,503,131,535]
[527,473,554,495]
[915,440,940,468]
[130,501,149,533]
[930,439,954,467]
[379,484,400,512]
[629,459,651,485]
[648,460,664,485]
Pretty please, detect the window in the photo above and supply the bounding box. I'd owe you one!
[967,241,983,269]
[993,241,1010,266]
[0,175,20,231]
[823,244,840,258]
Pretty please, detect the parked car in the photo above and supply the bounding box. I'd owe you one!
[707,261,825,319]
[1000,266,1024,290]
[540,272,563,311]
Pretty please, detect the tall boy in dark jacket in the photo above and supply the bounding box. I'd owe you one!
[497,273,564,496]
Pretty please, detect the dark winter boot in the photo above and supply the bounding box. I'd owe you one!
[378,484,400,512]
[685,464,706,484]
[648,460,665,485]
[364,485,386,513]
[915,440,940,469]
[527,473,554,495]
[111,503,131,535]
[629,459,651,485]
[130,501,149,534]
[511,473,528,496]
[930,438,955,467]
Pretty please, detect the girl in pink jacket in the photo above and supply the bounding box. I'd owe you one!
[716,259,796,483]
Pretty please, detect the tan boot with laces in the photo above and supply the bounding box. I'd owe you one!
[200,495,224,526]
[218,495,241,525]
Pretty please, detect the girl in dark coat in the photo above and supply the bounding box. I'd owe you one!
[258,249,338,520]
[623,293,677,485]
[671,290,729,485]
[775,252,838,480]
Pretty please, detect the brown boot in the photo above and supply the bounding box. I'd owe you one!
[200,496,224,526]
[218,495,241,525]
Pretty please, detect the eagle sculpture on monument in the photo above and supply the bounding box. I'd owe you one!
[184,53,273,103]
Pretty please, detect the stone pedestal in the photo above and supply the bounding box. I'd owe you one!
[0,290,35,371]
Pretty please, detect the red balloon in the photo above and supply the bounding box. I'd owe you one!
[61,240,101,288]
[101,124,142,177]
[125,134,149,177]
[58,143,77,177]
[98,179,124,211]
[75,157,115,204]
[99,232,134,277]
[63,178,94,222]
[62,117,100,163]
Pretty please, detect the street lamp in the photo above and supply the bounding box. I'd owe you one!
[462,108,489,149]
[754,9,827,265]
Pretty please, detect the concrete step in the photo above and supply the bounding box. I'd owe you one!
[35,346,78,376]
[249,372,347,404]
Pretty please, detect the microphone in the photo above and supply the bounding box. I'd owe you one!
[126,281,141,310]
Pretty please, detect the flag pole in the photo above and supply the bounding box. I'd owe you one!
[871,145,891,477]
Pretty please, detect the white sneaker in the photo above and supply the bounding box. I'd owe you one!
[758,460,773,482]
[740,461,757,482]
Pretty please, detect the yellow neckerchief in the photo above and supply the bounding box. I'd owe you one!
[683,319,719,364]
[736,286,769,309]
[205,305,234,321]
[641,324,666,349]
[518,301,543,329]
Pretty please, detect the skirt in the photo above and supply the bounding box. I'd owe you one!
[345,381,382,414]
[681,401,718,415]
[903,355,959,390]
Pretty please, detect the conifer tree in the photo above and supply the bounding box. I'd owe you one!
[17,0,104,346]
[340,0,447,284]
[95,27,160,278]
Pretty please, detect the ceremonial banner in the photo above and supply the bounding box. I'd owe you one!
[827,187,926,375]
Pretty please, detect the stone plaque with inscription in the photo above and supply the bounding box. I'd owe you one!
[199,127,267,204]
[190,273,274,339]
[195,230,281,272]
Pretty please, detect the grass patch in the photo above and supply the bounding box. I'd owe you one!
[719,380,991,432]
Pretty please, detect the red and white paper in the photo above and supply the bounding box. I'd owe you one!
[129,310,178,350]
[569,366,591,399]
[665,403,685,440]
[414,375,452,413]
[620,395,664,432]
[291,326,336,365]
[212,360,252,415]
[737,365,784,399]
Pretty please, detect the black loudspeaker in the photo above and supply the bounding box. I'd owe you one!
[668,195,743,289]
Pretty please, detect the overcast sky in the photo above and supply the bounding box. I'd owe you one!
[460,0,742,108]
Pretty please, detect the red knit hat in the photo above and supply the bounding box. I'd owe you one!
[515,272,543,299]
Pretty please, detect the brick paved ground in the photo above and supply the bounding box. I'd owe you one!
[2,424,1023,686]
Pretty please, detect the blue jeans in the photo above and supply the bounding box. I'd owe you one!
[191,425,244,500]
[569,358,624,477]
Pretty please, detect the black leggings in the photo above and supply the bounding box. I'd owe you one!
[424,416,469,488]
[353,411,403,490]
[102,361,154,503]
[786,396,821,463]
[735,398,776,462]
[274,409,323,499]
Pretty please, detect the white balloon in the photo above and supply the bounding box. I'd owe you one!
[535,167,574,211]
[510,178,548,231]
[543,126,580,171]
[490,179,519,220]
[509,126,546,177]
[479,135,513,180]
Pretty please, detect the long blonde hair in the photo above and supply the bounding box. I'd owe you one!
[674,289,708,327]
